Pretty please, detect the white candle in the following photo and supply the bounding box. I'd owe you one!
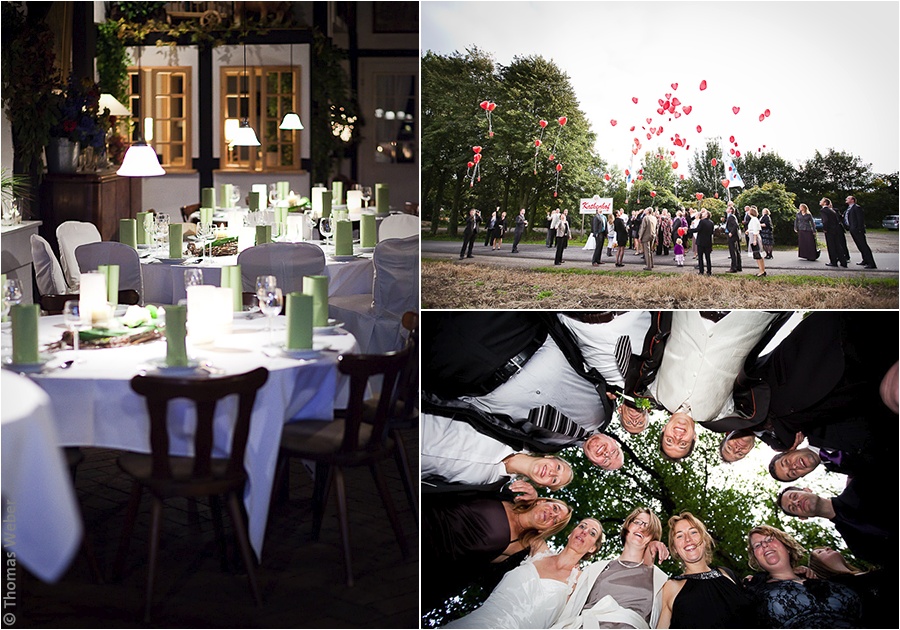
[78,272,108,326]
[187,285,217,345]
[311,186,328,216]
[346,190,363,212]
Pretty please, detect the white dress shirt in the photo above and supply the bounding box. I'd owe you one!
[421,413,515,485]
[557,311,652,388]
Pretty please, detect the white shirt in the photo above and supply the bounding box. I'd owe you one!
[747,216,762,235]
[421,413,515,485]
[557,311,652,388]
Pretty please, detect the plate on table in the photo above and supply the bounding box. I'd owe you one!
[155,257,187,264]
[2,353,54,374]
[357,246,375,253]
[329,253,361,262]
[145,358,208,377]
[279,342,331,360]
[314,319,345,334]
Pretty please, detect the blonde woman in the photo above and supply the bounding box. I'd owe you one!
[794,203,819,261]
[746,206,766,277]
[759,208,774,259]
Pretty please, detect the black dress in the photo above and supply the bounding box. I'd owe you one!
[746,576,862,628]
[670,567,752,629]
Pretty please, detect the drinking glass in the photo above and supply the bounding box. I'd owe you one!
[231,185,242,207]
[361,186,372,209]
[318,217,334,245]
[268,184,278,208]
[184,268,204,288]
[196,222,215,257]
[258,287,283,345]
[4,279,23,311]
[62,300,84,362]
[256,275,277,296]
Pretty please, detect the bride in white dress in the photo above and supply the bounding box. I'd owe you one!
[444,518,603,629]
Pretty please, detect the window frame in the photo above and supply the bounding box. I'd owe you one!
[126,65,193,172]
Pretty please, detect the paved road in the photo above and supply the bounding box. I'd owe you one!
[422,232,899,277]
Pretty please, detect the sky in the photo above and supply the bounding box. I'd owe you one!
[422,1,900,177]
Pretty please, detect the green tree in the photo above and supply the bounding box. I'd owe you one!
[733,182,798,245]
[794,149,874,207]
[733,151,798,191]
[640,148,678,191]
[685,139,725,198]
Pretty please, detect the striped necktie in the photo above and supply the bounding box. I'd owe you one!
[527,405,590,441]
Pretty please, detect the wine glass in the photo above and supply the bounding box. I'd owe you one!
[4,279,23,316]
[361,185,372,209]
[62,300,84,363]
[155,213,170,251]
[184,268,204,288]
[258,287,283,345]
[318,217,334,245]
[231,185,242,208]
[196,222,215,258]
[256,275,277,297]
[268,183,278,208]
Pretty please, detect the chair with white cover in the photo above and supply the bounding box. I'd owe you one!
[328,235,418,354]
[237,242,326,295]
[31,234,70,297]
[378,214,419,242]
[74,241,144,304]
[56,221,101,291]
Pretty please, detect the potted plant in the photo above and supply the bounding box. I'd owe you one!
[47,75,110,173]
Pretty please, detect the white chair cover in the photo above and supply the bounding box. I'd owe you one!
[74,241,144,303]
[329,235,418,354]
[30,234,69,296]
[237,242,327,295]
[56,221,101,290]
[378,214,420,241]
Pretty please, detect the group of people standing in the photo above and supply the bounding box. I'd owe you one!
[799,195,878,269]
[421,310,896,628]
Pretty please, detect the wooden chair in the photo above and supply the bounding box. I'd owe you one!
[277,347,411,586]
[112,367,269,622]
[39,290,140,315]
[180,202,201,223]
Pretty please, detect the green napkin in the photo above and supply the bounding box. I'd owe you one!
[119,218,137,249]
[169,223,184,258]
[220,265,243,311]
[255,225,272,245]
[321,190,333,218]
[334,219,353,256]
[200,207,214,224]
[360,214,377,247]
[277,181,290,200]
[220,184,233,208]
[98,264,119,304]
[165,304,189,366]
[249,191,265,211]
[302,275,329,327]
[332,181,344,206]
[375,183,389,214]
[11,304,40,364]
[201,187,216,210]
[285,292,313,350]
[136,212,150,244]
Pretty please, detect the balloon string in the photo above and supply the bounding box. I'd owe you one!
[486,111,493,138]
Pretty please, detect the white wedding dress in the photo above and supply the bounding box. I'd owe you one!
[444,553,576,629]
[583,233,596,250]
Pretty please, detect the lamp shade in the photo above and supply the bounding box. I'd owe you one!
[98,93,132,117]
[117,141,165,177]
[279,112,304,130]
[232,119,261,146]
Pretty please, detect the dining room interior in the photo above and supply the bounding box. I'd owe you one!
[1,1,420,628]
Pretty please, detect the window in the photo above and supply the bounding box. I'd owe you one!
[373,74,416,164]
[221,66,301,172]
[127,67,191,170]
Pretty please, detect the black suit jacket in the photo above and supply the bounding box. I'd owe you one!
[691,218,715,249]
[463,213,481,237]
[725,213,740,238]
[820,205,843,233]
[847,203,865,233]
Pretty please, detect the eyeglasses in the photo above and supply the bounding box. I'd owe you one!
[751,535,775,551]
[632,518,649,528]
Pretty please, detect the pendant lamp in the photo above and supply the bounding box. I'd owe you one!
[279,44,303,130]
[233,34,261,146]
[117,46,165,177]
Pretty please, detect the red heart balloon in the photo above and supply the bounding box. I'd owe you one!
[671,82,679,90]
[610,119,617,126]
[632,97,638,104]
[558,116,567,126]
[539,119,548,128]
[695,193,704,200]
[467,161,474,168]
[759,114,765,122]
[637,175,643,180]
[480,100,489,110]
[646,117,653,124]
[711,158,717,166]
[672,97,681,106]
[678,227,686,236]
[699,80,707,90]
[632,148,638,155]
[535,139,541,147]
[674,112,681,119]
[650,191,657,197]
[729,135,735,144]
[604,173,611,181]
[764,109,771,117]
[670,150,675,155]
[672,162,678,169]
[685,144,689,150]
[696,125,702,133]
[549,154,555,161]
[665,93,672,100]
[729,166,733,171]
[657,108,665,115]
[658,98,665,107]
[630,126,635,131]
[730,148,735,155]
[734,142,738,147]
[625,169,630,176]
[657,126,663,134]
[473,146,482,154]
[556,163,563,172]
[487,102,496,111]
[715,192,719,198]
[650,127,657,134]
[732,106,740,115]
[682,105,692,115]
[735,150,741,157]
[638,169,643,174]
[474,154,481,163]
[722,179,730,188]
[758,148,762,152]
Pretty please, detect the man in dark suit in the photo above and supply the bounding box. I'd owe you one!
[724,203,743,272]
[690,209,715,275]
[511,208,527,253]
[459,208,481,259]
[846,195,876,268]
[819,197,849,267]
[591,207,607,266]
[768,444,888,482]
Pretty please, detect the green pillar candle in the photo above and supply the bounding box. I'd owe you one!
[277,181,290,200]
[200,207,214,224]
[11,304,40,365]
[98,264,120,304]
[285,292,313,350]
[375,183,389,214]
[119,218,137,249]
[165,304,189,366]
[220,265,243,311]
[255,225,272,246]
[201,187,216,210]
[321,190,333,218]
[249,191,265,212]
[334,219,353,256]
[302,275,329,327]
[136,212,149,245]
[332,181,344,206]
[220,184,233,208]
[169,223,184,259]
[360,214,377,248]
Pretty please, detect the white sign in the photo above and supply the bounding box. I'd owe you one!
[579,197,614,215]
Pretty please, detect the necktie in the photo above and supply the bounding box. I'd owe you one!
[527,405,589,441]
[614,335,632,383]
[818,449,844,467]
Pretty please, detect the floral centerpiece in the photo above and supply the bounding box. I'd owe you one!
[50,75,109,149]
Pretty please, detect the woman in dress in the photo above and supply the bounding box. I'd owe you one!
[422,493,573,612]
[554,506,669,628]
[492,210,507,250]
[794,203,820,261]
[759,208,774,259]
[746,206,766,277]
[444,518,603,628]
[657,512,752,628]
[614,209,629,267]
[808,547,887,628]
[744,525,862,627]
[657,210,672,256]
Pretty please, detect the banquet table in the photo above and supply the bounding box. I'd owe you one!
[140,250,374,305]
[1,370,83,582]
[7,314,360,560]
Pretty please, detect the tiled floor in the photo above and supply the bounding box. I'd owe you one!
[13,428,419,628]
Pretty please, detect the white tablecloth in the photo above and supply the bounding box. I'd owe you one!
[140,251,374,305]
[1,371,83,582]
[18,315,360,560]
